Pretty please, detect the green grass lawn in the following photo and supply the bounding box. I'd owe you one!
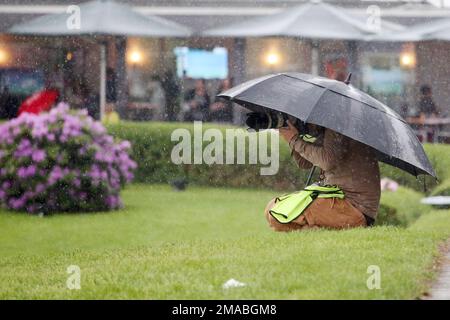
[0,184,449,299]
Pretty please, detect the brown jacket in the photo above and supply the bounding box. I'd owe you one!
[289,128,381,219]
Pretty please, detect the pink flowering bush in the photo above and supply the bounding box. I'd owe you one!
[0,103,136,214]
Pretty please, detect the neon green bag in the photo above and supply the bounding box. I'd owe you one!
[269,185,344,224]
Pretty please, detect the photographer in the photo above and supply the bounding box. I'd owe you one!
[264,120,380,231]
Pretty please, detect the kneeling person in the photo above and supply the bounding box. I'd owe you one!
[265,121,380,231]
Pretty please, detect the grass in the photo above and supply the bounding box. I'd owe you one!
[1,184,449,299]
[0,184,274,258]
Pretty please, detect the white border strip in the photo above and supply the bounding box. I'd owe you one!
[0,5,281,16]
[0,4,449,17]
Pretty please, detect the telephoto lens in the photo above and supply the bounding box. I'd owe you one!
[245,111,288,131]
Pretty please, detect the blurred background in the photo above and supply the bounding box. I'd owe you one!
[0,0,450,143]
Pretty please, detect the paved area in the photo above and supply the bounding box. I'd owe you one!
[426,248,450,300]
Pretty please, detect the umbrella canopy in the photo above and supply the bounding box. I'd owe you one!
[9,0,191,37]
[382,18,450,42]
[203,0,397,39]
[17,89,59,116]
[219,72,436,178]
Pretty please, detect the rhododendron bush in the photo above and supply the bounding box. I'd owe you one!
[0,103,136,214]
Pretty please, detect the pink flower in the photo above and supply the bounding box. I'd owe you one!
[31,150,46,163]
[17,165,36,179]
[35,183,45,194]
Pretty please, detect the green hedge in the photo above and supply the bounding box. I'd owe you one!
[107,121,450,192]
[379,143,450,193]
[375,204,401,226]
[107,121,308,190]
[431,178,450,197]
[379,186,431,226]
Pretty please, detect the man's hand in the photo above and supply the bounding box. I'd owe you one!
[279,120,299,143]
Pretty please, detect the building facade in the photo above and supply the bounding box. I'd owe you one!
[1,0,450,120]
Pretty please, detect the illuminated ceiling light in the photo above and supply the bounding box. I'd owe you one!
[128,50,143,65]
[0,48,9,65]
[265,52,280,66]
[400,52,416,68]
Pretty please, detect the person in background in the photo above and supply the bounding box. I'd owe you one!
[66,81,89,110]
[106,67,117,104]
[84,88,100,120]
[147,75,166,121]
[182,79,210,122]
[415,85,443,142]
[105,67,118,121]
[0,86,19,119]
[161,70,180,121]
[209,78,234,123]
[418,85,439,117]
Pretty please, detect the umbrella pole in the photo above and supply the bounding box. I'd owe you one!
[115,36,128,120]
[232,38,247,125]
[346,40,358,86]
[99,43,107,121]
[311,41,319,76]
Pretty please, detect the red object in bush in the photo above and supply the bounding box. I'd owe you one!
[17,89,59,116]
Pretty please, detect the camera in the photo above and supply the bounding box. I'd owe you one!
[245,111,308,134]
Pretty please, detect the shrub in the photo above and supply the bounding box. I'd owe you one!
[0,104,136,214]
[430,178,450,197]
[379,143,450,193]
[374,204,401,226]
[380,186,431,226]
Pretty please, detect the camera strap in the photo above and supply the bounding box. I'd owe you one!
[299,134,317,143]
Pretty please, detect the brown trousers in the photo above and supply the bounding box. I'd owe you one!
[265,197,367,232]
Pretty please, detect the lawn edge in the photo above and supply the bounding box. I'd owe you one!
[419,238,450,300]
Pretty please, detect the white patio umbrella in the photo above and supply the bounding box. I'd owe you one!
[203,0,403,76]
[204,0,391,39]
[382,18,450,42]
[9,0,191,119]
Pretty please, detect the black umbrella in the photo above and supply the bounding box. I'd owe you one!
[218,72,436,178]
